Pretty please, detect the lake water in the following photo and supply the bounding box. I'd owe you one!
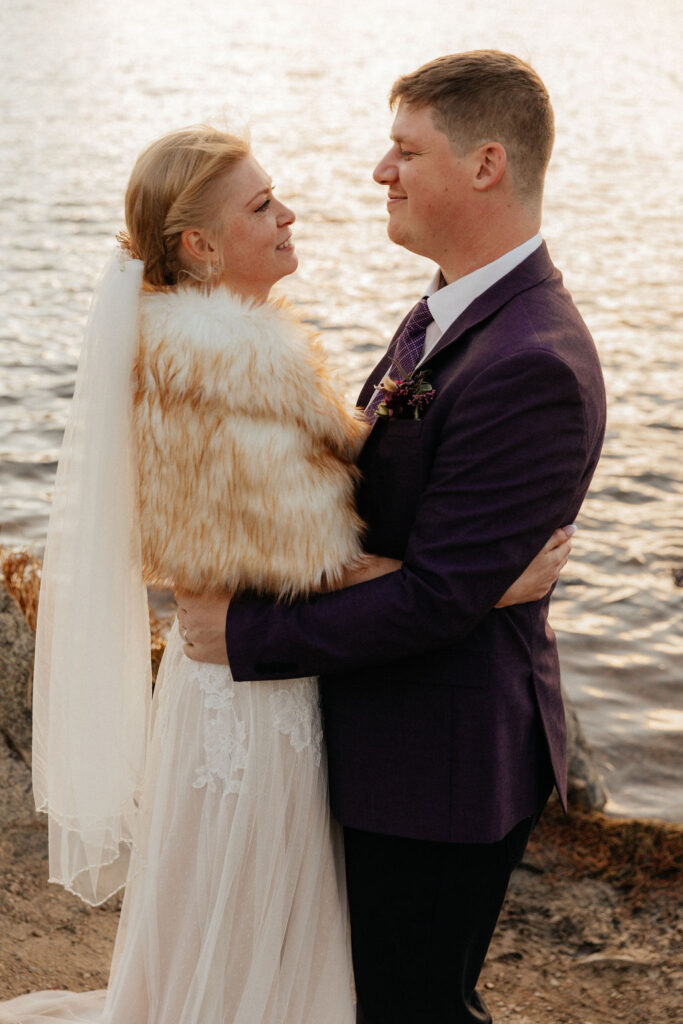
[1,0,681,821]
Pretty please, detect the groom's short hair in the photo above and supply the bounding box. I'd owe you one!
[389,51,554,207]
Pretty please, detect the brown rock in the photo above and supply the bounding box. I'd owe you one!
[0,737,35,828]
[0,585,35,765]
[564,691,608,811]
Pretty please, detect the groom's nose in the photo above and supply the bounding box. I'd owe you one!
[373,149,398,184]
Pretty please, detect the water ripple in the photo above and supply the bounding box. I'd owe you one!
[1,0,681,821]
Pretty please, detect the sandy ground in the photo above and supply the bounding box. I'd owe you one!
[0,738,681,1023]
[479,829,682,1024]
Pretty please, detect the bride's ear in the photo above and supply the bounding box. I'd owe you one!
[179,227,217,265]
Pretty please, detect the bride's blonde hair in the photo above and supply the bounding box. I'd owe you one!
[120,126,250,289]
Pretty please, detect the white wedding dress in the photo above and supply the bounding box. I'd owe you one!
[0,622,355,1024]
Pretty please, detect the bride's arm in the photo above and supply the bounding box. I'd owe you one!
[337,526,574,601]
[495,526,574,606]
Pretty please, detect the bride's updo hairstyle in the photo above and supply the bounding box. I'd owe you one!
[121,126,250,289]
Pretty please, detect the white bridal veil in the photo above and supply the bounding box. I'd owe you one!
[32,250,152,905]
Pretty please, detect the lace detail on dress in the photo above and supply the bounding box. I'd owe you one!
[270,679,323,766]
[193,666,248,796]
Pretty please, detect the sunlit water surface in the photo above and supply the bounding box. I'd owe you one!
[1,0,681,820]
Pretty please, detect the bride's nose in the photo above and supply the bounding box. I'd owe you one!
[277,202,295,225]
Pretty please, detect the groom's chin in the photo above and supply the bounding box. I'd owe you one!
[386,219,408,249]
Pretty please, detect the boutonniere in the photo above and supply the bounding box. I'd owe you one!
[374,368,436,421]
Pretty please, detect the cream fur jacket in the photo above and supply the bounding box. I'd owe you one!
[133,286,367,599]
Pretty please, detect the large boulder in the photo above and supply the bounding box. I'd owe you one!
[0,585,35,766]
[0,579,609,812]
[565,692,608,811]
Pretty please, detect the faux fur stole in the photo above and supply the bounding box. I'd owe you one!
[133,285,367,599]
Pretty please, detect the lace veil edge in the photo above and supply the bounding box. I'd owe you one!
[32,250,152,906]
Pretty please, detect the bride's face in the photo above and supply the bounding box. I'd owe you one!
[213,156,297,301]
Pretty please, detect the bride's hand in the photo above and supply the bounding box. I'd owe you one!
[176,589,232,663]
[337,554,402,589]
[495,526,575,608]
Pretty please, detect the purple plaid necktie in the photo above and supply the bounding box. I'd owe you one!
[365,298,434,419]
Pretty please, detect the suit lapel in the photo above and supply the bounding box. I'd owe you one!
[421,242,556,367]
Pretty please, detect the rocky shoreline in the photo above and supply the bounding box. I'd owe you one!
[1,561,681,1022]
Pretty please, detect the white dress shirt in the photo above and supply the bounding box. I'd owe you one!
[418,233,543,364]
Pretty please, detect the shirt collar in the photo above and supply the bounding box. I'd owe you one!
[424,233,543,334]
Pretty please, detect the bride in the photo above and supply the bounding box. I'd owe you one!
[0,126,571,1024]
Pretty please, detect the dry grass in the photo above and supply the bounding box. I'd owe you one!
[0,547,168,679]
[529,798,683,904]
[0,547,42,631]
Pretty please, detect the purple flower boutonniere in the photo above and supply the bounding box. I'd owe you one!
[374,369,436,421]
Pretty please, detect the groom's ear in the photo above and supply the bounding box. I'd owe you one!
[471,142,507,191]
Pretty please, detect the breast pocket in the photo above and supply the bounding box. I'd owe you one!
[380,419,425,441]
[375,420,425,468]
[360,418,430,549]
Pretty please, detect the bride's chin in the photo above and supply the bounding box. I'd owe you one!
[261,254,299,293]
[279,254,299,277]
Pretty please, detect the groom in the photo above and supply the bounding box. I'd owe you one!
[180,52,606,1023]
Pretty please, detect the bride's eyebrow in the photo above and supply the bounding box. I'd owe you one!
[246,182,274,207]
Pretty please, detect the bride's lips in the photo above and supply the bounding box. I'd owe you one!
[276,235,294,251]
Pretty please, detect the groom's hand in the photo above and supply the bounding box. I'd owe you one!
[175,590,231,664]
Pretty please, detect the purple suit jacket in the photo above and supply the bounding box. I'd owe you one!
[226,244,606,844]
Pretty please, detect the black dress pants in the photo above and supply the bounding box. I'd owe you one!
[344,814,538,1024]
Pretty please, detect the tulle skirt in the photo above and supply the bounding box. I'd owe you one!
[0,622,355,1024]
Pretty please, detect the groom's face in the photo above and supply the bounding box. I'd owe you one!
[373,102,476,267]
